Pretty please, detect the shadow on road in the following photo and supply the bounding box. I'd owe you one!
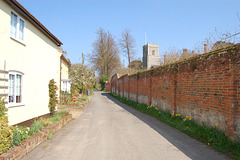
[101,92,229,160]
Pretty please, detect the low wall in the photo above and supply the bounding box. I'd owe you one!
[111,44,240,140]
[0,114,72,160]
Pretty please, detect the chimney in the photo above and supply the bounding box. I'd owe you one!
[183,49,188,54]
[164,55,167,65]
[204,44,207,53]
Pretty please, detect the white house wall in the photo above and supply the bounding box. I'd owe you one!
[0,0,61,125]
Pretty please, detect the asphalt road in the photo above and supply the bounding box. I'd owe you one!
[22,91,230,160]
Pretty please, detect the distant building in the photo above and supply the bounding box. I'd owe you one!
[60,55,71,93]
[143,43,160,69]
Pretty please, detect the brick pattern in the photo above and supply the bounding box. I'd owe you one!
[137,71,152,105]
[152,66,176,112]
[0,114,72,160]
[106,81,111,92]
[111,44,240,140]
[123,75,129,99]
[128,74,138,102]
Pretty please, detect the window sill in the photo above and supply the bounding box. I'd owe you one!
[8,103,25,108]
[10,37,26,46]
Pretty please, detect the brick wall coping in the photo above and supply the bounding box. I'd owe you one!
[115,43,240,78]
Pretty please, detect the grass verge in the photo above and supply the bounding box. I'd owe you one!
[110,93,240,160]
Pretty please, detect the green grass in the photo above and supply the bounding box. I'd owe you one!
[110,93,240,160]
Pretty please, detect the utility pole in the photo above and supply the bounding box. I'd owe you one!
[82,52,84,65]
[82,52,84,94]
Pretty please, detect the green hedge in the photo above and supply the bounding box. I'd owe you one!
[0,98,13,154]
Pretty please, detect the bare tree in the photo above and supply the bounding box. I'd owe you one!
[163,47,181,64]
[89,28,121,78]
[119,28,136,67]
[194,28,239,53]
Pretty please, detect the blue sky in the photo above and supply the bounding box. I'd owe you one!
[18,0,240,66]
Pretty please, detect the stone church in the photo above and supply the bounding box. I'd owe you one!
[143,43,160,69]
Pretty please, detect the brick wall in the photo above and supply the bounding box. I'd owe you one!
[152,65,176,112]
[111,44,240,140]
[106,81,111,92]
[123,75,129,99]
[119,76,124,97]
[128,74,138,102]
[137,71,152,105]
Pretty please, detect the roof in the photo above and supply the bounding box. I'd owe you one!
[4,0,63,46]
[61,54,71,67]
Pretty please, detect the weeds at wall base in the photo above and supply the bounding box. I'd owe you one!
[109,93,240,160]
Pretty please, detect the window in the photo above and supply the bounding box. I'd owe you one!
[152,50,155,55]
[62,81,67,92]
[9,72,23,106]
[11,12,25,42]
[61,80,71,93]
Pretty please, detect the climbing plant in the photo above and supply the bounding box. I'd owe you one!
[48,79,58,117]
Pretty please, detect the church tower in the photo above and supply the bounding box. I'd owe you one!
[143,43,160,69]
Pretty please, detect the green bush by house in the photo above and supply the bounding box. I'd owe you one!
[0,98,13,154]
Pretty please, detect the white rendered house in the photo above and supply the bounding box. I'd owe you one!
[0,0,63,125]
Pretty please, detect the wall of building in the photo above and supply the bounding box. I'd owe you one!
[0,1,61,125]
[143,43,160,69]
[61,60,69,80]
[111,44,240,140]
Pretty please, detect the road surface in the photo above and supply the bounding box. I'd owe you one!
[22,91,230,160]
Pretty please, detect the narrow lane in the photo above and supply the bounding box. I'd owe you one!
[22,91,230,160]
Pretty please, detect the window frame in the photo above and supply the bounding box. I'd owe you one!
[10,11,26,44]
[8,71,24,107]
[152,50,155,55]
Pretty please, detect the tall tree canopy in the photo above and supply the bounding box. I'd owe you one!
[89,28,121,78]
[119,28,136,67]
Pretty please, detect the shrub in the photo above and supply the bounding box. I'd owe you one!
[0,97,13,154]
[0,97,7,117]
[99,74,108,91]
[29,120,44,136]
[48,79,58,117]
[12,126,30,146]
[60,91,72,104]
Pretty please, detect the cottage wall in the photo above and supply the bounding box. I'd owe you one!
[0,0,61,125]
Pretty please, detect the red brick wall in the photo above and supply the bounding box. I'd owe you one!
[111,74,117,93]
[110,44,240,140]
[119,76,124,97]
[128,74,138,102]
[175,50,239,136]
[236,49,240,137]
[151,65,177,112]
[106,81,111,92]
[123,75,129,99]
[137,71,152,105]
